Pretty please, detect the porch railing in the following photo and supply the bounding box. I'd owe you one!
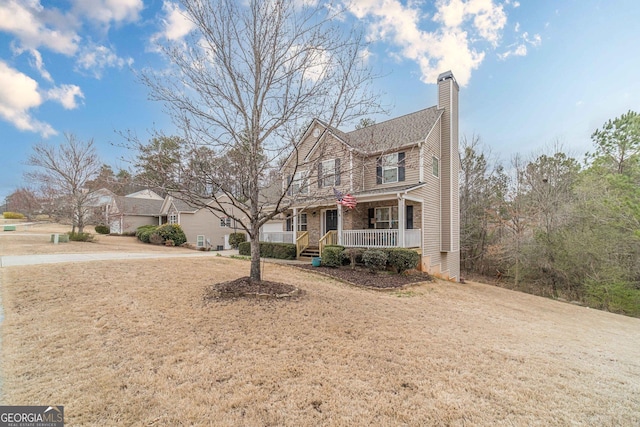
[405,229,421,248]
[296,231,309,258]
[259,231,294,244]
[342,229,422,248]
[319,230,338,256]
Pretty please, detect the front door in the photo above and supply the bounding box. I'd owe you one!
[324,209,338,235]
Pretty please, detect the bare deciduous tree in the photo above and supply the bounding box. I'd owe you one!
[26,134,102,233]
[137,0,382,280]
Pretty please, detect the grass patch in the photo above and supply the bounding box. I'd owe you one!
[1,258,639,425]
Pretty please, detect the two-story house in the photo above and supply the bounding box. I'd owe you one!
[270,71,460,281]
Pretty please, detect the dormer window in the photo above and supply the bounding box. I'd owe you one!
[318,158,341,187]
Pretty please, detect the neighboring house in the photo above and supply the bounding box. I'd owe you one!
[108,192,164,234]
[124,189,164,200]
[273,71,460,280]
[160,194,246,249]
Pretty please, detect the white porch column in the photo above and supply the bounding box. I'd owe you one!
[293,207,298,240]
[337,203,343,245]
[398,197,405,247]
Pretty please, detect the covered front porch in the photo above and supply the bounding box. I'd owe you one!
[260,187,423,258]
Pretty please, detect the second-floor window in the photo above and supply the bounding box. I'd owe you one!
[432,156,439,178]
[220,217,232,227]
[290,170,309,195]
[319,158,340,187]
[168,213,178,224]
[383,153,398,183]
[377,152,405,184]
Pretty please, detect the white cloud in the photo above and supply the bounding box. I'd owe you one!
[0,0,79,55]
[28,49,53,82]
[514,22,520,32]
[434,0,507,46]
[348,0,507,86]
[46,84,84,110]
[0,61,56,137]
[76,44,134,79]
[155,1,195,41]
[71,0,143,24]
[498,31,541,60]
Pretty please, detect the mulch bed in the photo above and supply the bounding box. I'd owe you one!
[204,277,301,301]
[296,265,432,289]
[204,265,432,301]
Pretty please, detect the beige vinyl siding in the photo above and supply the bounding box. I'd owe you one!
[283,132,357,199]
[361,145,420,191]
[439,78,454,253]
[120,215,158,234]
[420,118,442,269]
[178,199,245,248]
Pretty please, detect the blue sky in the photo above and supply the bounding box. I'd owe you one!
[1,0,639,201]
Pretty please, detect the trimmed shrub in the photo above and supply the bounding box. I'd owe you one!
[136,225,157,240]
[136,225,157,243]
[322,245,344,268]
[3,212,24,219]
[362,249,388,273]
[238,241,296,260]
[154,224,187,246]
[387,248,421,274]
[228,232,246,249]
[95,224,110,234]
[238,241,251,256]
[149,232,165,245]
[67,232,94,242]
[343,247,364,270]
[262,242,296,259]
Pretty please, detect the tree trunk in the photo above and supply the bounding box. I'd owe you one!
[249,225,261,281]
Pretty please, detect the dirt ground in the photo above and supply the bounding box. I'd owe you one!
[1,224,639,426]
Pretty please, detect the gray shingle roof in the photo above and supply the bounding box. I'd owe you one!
[117,196,164,216]
[343,107,442,153]
[317,107,442,154]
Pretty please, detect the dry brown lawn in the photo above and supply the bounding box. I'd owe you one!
[1,251,639,426]
[0,222,191,256]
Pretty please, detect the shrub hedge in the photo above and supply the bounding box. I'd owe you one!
[362,249,388,273]
[321,245,344,267]
[67,232,94,242]
[136,225,157,243]
[149,232,165,245]
[387,248,421,273]
[154,224,187,246]
[238,241,296,260]
[343,247,364,269]
[228,232,246,249]
[95,224,110,234]
[3,212,24,219]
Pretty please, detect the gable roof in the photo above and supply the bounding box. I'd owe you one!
[116,196,164,216]
[124,189,163,200]
[289,106,443,168]
[342,107,442,153]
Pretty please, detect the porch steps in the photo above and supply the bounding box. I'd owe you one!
[299,246,320,259]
